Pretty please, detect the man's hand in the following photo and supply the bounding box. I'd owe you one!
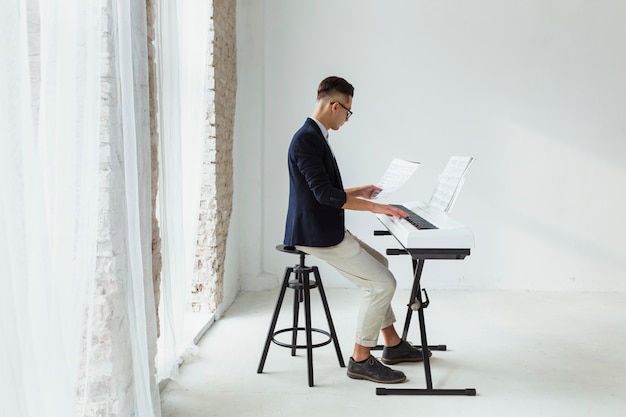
[342,186,408,217]
[345,184,382,200]
[371,203,408,219]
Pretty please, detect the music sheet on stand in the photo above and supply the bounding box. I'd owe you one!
[429,156,475,212]
[371,158,420,200]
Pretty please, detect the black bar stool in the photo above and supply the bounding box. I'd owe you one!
[257,245,345,386]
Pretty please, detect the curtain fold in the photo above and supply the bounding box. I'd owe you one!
[155,0,210,382]
[1,1,100,416]
[155,0,186,382]
[107,0,162,414]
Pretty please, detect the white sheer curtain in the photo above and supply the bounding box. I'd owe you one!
[0,1,100,416]
[155,0,211,381]
[109,0,161,415]
[1,1,162,416]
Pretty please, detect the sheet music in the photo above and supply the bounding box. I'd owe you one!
[429,156,475,212]
[371,158,420,199]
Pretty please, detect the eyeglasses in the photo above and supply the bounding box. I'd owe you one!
[331,101,353,120]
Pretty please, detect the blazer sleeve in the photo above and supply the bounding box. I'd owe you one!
[290,132,346,208]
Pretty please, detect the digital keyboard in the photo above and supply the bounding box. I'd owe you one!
[390,204,437,230]
[377,201,474,249]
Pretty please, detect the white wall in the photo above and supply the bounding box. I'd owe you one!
[235,0,626,292]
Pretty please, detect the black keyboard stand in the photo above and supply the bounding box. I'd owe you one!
[373,231,476,396]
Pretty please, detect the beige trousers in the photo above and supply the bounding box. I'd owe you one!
[296,231,397,347]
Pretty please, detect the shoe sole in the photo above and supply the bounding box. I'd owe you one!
[346,371,406,384]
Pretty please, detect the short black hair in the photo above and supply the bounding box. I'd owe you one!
[317,76,354,99]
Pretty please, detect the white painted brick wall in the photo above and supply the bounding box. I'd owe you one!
[192,0,236,313]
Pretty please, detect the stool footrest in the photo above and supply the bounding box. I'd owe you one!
[272,327,333,349]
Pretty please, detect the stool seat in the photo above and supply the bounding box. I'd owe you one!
[275,244,303,255]
[257,245,345,387]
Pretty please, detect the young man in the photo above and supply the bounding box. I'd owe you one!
[283,76,429,384]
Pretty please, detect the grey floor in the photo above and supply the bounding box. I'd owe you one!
[160,288,626,417]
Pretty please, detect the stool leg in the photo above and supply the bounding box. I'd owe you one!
[313,266,345,368]
[290,270,301,356]
[303,269,314,387]
[257,267,292,373]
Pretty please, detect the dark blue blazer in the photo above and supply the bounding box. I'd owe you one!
[284,118,347,247]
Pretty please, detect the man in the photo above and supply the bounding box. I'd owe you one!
[283,76,428,384]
